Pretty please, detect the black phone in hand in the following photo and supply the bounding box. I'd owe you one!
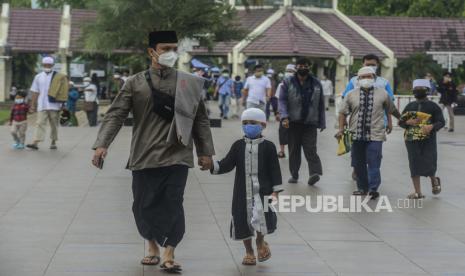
[98,157,104,169]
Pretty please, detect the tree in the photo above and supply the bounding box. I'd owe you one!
[396,52,442,85]
[8,0,33,8]
[35,0,89,8]
[338,0,465,18]
[83,0,245,54]
[12,53,37,89]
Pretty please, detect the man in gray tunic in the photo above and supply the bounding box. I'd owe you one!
[92,31,214,273]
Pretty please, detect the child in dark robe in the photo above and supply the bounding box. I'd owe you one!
[399,79,445,199]
[210,108,283,266]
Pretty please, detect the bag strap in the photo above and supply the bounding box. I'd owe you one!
[145,70,169,98]
[145,70,156,93]
[217,79,228,90]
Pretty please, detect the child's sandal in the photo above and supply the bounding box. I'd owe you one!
[242,255,257,265]
[432,177,442,195]
[257,241,271,262]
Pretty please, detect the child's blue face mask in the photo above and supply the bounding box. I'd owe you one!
[242,124,262,139]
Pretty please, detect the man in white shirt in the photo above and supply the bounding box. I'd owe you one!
[83,77,99,127]
[242,64,271,112]
[320,75,333,111]
[27,57,63,150]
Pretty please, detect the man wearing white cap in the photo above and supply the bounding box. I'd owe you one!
[337,66,398,198]
[27,56,68,150]
[399,79,445,199]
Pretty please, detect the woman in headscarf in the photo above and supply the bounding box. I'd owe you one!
[399,79,445,199]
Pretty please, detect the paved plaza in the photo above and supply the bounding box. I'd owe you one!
[0,111,465,276]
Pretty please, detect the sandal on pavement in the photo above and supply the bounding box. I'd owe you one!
[352,191,367,196]
[160,260,182,273]
[140,255,160,266]
[407,192,425,199]
[257,241,271,262]
[277,151,285,158]
[26,144,39,150]
[242,255,257,266]
[432,177,442,195]
[369,191,380,200]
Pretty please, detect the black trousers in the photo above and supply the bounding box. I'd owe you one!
[288,122,323,179]
[132,165,188,247]
[279,121,289,146]
[86,103,98,127]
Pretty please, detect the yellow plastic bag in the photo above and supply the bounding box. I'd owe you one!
[337,129,352,156]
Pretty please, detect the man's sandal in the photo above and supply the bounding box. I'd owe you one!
[407,192,425,199]
[160,260,182,273]
[277,151,286,158]
[140,255,160,266]
[352,191,367,196]
[432,177,442,195]
[242,255,257,265]
[257,242,271,262]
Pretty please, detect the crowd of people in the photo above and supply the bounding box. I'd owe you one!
[7,57,128,150]
[5,29,460,273]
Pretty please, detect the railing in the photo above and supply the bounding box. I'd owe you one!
[233,0,333,7]
[234,0,284,6]
[292,0,332,8]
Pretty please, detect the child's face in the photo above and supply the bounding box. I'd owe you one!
[15,96,25,103]
[242,120,266,129]
[242,120,266,139]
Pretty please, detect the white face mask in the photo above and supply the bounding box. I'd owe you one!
[359,78,375,89]
[43,68,52,73]
[83,81,90,86]
[15,99,24,104]
[285,72,294,78]
[222,73,229,78]
[156,51,178,68]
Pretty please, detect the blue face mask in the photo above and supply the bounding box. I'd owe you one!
[242,124,262,139]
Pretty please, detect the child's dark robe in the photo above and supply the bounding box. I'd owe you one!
[399,99,445,177]
[212,137,283,240]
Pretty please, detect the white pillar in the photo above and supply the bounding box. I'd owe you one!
[334,57,349,97]
[381,57,396,88]
[58,4,71,75]
[232,50,247,79]
[334,56,350,124]
[178,52,192,73]
[0,3,10,102]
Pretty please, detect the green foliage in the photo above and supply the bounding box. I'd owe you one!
[12,53,37,90]
[36,0,89,8]
[396,52,442,82]
[338,0,465,17]
[83,0,245,54]
[7,0,88,8]
[0,110,10,125]
[7,0,32,8]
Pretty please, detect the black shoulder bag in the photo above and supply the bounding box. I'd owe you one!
[145,71,175,121]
